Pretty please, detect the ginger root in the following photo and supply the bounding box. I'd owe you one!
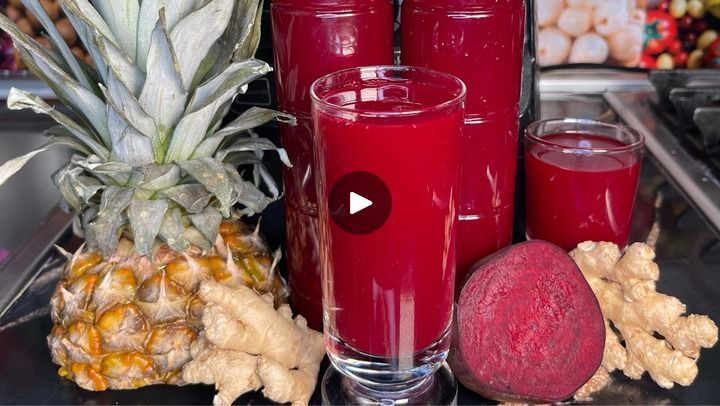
[182,280,325,406]
[570,241,718,391]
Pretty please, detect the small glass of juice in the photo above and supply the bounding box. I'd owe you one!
[524,118,644,252]
[311,66,465,404]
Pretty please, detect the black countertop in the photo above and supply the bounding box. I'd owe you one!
[0,92,719,404]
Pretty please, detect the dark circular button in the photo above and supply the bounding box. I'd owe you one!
[329,171,392,235]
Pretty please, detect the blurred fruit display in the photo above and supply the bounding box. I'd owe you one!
[537,0,647,67]
[642,0,720,68]
[1,0,90,72]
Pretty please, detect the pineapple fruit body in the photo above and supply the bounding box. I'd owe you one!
[49,221,288,390]
[0,0,296,392]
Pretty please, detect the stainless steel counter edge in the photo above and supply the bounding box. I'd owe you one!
[540,70,654,93]
[0,207,72,319]
[606,91,720,236]
[0,69,654,100]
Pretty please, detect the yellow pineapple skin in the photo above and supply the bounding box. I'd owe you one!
[48,221,287,391]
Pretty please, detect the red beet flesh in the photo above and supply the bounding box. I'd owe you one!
[448,240,605,403]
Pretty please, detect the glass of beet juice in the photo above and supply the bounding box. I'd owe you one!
[311,66,465,404]
[525,119,644,252]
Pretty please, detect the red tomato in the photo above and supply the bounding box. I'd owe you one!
[674,51,689,67]
[668,39,683,55]
[640,54,658,69]
[703,37,720,68]
[644,11,679,55]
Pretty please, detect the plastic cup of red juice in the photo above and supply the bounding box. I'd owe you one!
[311,65,465,404]
[525,118,644,252]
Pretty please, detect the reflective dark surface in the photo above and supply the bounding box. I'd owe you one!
[0,93,719,404]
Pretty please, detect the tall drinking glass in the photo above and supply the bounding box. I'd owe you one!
[401,0,526,282]
[525,119,644,251]
[271,0,394,329]
[311,66,465,403]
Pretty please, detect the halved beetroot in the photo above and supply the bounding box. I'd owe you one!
[448,240,605,403]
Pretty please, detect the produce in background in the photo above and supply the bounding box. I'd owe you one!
[183,281,324,406]
[0,29,13,69]
[0,0,309,396]
[703,35,720,66]
[2,0,92,70]
[642,0,720,68]
[447,241,606,403]
[571,241,718,397]
[537,0,646,66]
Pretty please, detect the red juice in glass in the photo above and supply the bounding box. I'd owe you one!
[277,116,323,328]
[271,0,394,328]
[401,0,525,282]
[311,66,465,395]
[272,0,394,114]
[456,116,518,275]
[525,119,644,252]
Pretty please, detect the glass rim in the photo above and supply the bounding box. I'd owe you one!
[310,65,467,118]
[525,118,645,154]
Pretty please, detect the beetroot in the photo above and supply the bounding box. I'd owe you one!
[448,240,605,403]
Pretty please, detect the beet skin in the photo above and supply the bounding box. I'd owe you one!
[448,240,605,403]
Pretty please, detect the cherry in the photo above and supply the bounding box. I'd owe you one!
[678,14,694,31]
[674,51,689,66]
[668,39,684,54]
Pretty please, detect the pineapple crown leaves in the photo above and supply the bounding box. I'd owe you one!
[0,0,297,257]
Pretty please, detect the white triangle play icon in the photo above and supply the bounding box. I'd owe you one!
[349,192,373,215]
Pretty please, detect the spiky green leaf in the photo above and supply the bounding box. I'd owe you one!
[91,0,140,62]
[0,14,109,143]
[184,226,212,250]
[194,107,294,159]
[237,0,264,61]
[225,164,273,215]
[21,0,94,90]
[7,88,109,158]
[0,146,52,186]
[71,155,139,186]
[170,0,234,89]
[53,162,103,210]
[73,206,98,238]
[101,75,160,161]
[128,198,168,256]
[197,0,261,81]
[59,0,117,83]
[164,59,270,162]
[107,105,155,165]
[216,138,291,167]
[136,0,201,71]
[189,207,223,246]
[177,158,234,216]
[138,11,187,141]
[95,35,145,95]
[85,186,134,254]
[138,164,181,192]
[159,207,188,251]
[160,184,212,214]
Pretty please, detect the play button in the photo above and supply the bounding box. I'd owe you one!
[349,192,373,215]
[329,171,392,235]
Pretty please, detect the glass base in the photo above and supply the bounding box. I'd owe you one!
[325,327,451,390]
[321,362,457,405]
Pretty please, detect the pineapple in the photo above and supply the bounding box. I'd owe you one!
[0,0,295,391]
